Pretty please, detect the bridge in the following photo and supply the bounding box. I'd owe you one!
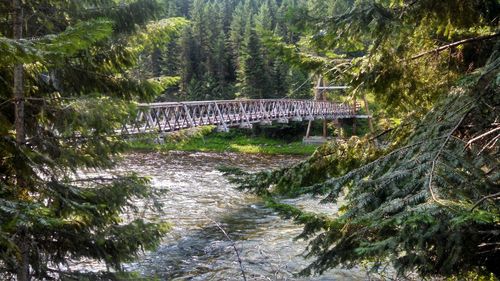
[121,99,366,135]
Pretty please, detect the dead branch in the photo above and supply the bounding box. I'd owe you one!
[369,127,394,141]
[411,33,500,60]
[477,134,499,155]
[466,126,500,148]
[206,216,247,281]
[471,192,500,211]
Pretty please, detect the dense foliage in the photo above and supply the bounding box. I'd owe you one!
[149,0,316,101]
[2,0,499,279]
[223,0,500,279]
[0,0,185,280]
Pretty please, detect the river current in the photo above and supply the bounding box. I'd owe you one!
[84,151,369,280]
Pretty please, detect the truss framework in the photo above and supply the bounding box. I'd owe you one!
[121,99,361,135]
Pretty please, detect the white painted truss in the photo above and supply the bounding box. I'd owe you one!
[121,99,363,135]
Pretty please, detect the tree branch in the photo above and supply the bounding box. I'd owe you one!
[205,216,247,281]
[428,111,470,205]
[411,33,500,60]
[471,192,500,211]
[465,126,500,148]
[369,127,394,141]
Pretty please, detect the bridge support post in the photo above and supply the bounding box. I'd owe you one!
[214,102,229,132]
[323,118,328,138]
[216,125,230,132]
[238,102,252,129]
[183,104,195,128]
[352,96,357,135]
[259,100,272,126]
[306,75,324,138]
[363,95,374,133]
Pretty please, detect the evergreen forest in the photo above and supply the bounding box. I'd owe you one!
[0,0,499,280]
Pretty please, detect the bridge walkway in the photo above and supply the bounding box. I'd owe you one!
[121,99,369,135]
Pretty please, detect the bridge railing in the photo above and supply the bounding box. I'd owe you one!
[121,99,358,135]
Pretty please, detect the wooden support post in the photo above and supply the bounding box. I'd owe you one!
[321,79,327,138]
[363,95,374,133]
[352,96,357,135]
[305,118,313,138]
[306,75,323,138]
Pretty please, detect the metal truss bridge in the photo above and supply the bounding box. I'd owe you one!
[121,99,367,135]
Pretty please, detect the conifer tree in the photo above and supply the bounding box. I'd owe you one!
[224,0,500,278]
[229,2,247,68]
[0,1,185,279]
[239,18,271,98]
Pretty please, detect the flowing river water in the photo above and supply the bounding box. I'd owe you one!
[85,151,369,280]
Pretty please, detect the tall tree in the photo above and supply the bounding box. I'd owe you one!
[0,1,185,279]
[229,2,247,68]
[224,0,500,279]
[239,18,271,98]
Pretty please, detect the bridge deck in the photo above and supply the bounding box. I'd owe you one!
[122,99,364,135]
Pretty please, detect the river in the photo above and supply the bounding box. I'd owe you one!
[89,151,369,280]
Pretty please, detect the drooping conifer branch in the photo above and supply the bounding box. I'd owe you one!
[428,110,471,205]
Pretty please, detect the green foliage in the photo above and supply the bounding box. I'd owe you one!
[310,0,498,114]
[155,0,314,101]
[222,0,500,279]
[225,52,500,278]
[130,17,189,54]
[0,0,184,279]
[128,126,317,155]
[222,136,382,196]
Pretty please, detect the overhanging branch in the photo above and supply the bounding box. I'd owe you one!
[411,33,500,60]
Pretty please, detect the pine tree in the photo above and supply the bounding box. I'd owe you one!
[223,0,500,278]
[229,2,247,68]
[158,0,310,101]
[179,25,203,98]
[0,1,185,279]
[255,1,274,32]
[239,18,272,99]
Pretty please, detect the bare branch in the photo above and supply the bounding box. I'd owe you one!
[411,33,500,60]
[205,216,247,281]
[466,126,500,148]
[471,192,500,211]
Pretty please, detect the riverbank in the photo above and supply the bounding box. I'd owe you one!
[126,126,317,155]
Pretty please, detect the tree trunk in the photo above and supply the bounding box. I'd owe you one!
[320,78,327,138]
[13,0,25,144]
[12,0,29,280]
[16,229,30,281]
[151,47,162,77]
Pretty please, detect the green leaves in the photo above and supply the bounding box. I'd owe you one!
[224,47,500,278]
[130,17,188,54]
[0,19,113,67]
[0,0,178,279]
[37,19,114,59]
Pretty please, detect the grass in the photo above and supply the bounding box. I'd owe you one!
[126,126,317,155]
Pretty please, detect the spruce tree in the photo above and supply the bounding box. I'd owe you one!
[229,2,247,68]
[239,18,271,99]
[224,0,500,278]
[0,1,185,279]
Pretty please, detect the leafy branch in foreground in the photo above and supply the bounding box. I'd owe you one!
[0,1,185,280]
[223,52,499,278]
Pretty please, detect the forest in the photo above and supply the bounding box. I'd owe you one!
[0,0,499,280]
